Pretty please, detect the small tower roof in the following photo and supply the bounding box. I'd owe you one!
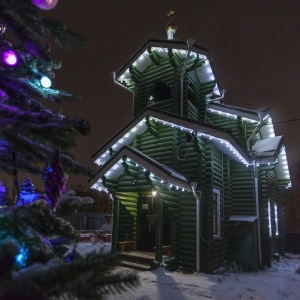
[113,38,222,99]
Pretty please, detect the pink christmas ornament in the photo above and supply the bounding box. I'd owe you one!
[31,0,59,10]
[3,50,18,66]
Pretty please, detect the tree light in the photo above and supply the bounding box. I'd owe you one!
[15,247,28,267]
[40,76,52,88]
[3,50,18,66]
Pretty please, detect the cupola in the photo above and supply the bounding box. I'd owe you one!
[165,10,177,40]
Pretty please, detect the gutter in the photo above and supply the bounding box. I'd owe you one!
[112,72,134,93]
[112,72,135,118]
[246,113,263,152]
[191,182,201,273]
[206,93,225,104]
[180,39,195,116]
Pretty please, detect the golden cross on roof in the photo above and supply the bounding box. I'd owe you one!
[166,10,177,36]
[167,10,175,18]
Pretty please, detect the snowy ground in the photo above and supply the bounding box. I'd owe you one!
[76,242,300,300]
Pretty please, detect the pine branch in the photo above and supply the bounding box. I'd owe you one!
[2,251,139,300]
[42,17,87,49]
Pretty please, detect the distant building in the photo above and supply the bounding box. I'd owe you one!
[90,15,291,272]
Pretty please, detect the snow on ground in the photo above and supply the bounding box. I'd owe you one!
[76,242,300,300]
[73,241,112,255]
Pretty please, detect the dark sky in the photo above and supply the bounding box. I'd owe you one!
[51,0,300,186]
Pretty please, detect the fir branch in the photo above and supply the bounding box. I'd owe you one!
[8,251,139,300]
[6,132,91,175]
[42,17,87,49]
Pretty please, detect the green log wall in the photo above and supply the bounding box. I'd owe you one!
[178,192,197,270]
[206,113,259,148]
[259,166,280,267]
[132,53,215,121]
[115,192,138,243]
[230,162,256,215]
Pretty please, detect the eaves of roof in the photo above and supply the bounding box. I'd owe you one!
[207,103,270,122]
[113,38,222,98]
[89,145,191,192]
[115,38,210,79]
[91,107,252,166]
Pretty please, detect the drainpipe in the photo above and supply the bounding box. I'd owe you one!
[180,39,195,116]
[247,113,263,267]
[253,160,262,266]
[246,114,263,152]
[112,72,135,118]
[191,182,201,273]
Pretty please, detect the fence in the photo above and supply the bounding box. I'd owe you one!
[64,212,111,230]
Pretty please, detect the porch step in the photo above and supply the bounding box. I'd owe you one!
[120,260,152,271]
[116,251,155,271]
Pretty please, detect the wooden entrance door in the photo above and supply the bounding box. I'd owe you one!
[138,196,170,253]
[139,196,156,252]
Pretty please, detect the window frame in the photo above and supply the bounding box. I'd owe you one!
[213,188,221,239]
[268,200,272,237]
[274,204,279,236]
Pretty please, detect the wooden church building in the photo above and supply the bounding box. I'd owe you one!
[90,14,291,273]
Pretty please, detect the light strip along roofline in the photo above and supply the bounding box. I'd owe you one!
[115,38,211,80]
[92,107,252,166]
[207,103,271,122]
[89,145,192,191]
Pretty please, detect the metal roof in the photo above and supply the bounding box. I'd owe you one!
[113,38,222,98]
[92,107,252,167]
[89,145,191,192]
[207,103,270,122]
[206,103,290,183]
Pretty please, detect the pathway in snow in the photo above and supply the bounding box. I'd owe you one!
[75,242,300,300]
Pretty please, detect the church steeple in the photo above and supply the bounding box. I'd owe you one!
[165,10,177,40]
[113,13,222,120]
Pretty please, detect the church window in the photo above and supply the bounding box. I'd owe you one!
[213,188,221,238]
[149,81,171,102]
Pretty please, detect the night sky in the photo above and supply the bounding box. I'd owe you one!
[51,0,300,187]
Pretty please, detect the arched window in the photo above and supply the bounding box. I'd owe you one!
[149,81,171,102]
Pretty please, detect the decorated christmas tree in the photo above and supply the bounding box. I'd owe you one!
[0,1,138,299]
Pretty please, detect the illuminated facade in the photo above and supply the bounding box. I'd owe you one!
[90,29,290,272]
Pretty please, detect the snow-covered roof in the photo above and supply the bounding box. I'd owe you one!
[228,215,257,222]
[206,103,276,139]
[89,145,191,192]
[206,103,290,184]
[92,108,252,166]
[114,38,222,99]
[250,136,290,182]
[251,136,283,158]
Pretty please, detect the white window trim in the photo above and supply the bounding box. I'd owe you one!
[274,204,279,236]
[213,188,221,239]
[268,200,272,237]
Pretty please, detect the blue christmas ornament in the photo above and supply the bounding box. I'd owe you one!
[65,248,81,262]
[15,247,28,267]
